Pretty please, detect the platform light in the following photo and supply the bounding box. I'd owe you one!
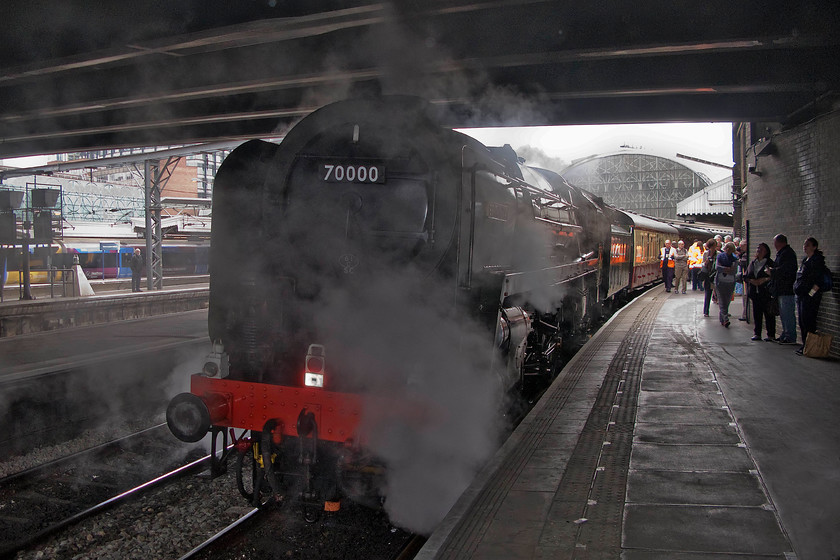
[304,344,326,388]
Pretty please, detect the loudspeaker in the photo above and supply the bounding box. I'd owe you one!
[0,190,24,210]
[31,188,60,208]
[0,212,16,244]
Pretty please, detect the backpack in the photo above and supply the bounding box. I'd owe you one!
[822,265,833,291]
[707,253,717,280]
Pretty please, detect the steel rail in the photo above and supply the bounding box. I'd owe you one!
[0,429,231,558]
[0,423,169,486]
[176,507,262,560]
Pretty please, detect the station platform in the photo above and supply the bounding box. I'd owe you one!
[417,286,839,560]
[0,308,209,383]
[1,274,209,301]
[0,277,208,338]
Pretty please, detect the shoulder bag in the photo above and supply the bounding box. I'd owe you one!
[769,296,780,316]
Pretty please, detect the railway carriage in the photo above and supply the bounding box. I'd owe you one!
[625,212,677,290]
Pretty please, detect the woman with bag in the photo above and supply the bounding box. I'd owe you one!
[700,238,718,317]
[737,239,749,320]
[793,237,827,355]
[715,242,739,327]
[746,243,775,341]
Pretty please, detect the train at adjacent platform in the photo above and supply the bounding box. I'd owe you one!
[64,242,209,279]
[165,97,710,528]
[1,241,209,286]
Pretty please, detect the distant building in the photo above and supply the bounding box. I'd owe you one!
[1,148,228,224]
[561,151,711,219]
[57,147,226,201]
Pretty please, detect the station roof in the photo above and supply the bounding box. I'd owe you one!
[676,177,735,217]
[2,1,839,159]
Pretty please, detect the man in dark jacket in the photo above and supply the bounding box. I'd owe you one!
[660,240,675,292]
[793,237,827,354]
[129,249,143,292]
[770,234,798,344]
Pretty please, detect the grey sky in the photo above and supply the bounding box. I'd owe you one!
[4,123,734,184]
[460,122,734,182]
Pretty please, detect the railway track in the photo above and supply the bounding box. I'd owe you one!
[0,423,214,558]
[179,499,423,560]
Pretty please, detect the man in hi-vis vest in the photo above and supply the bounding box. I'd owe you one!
[687,240,704,291]
[660,239,676,292]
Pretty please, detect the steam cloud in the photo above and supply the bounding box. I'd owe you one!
[297,267,505,534]
[514,145,570,173]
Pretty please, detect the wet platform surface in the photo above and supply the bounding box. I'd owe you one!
[418,286,839,560]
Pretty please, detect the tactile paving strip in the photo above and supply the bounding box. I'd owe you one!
[433,294,661,559]
[541,294,664,557]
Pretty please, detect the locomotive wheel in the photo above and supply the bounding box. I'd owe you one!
[235,448,273,506]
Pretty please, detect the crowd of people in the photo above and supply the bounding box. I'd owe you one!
[661,233,830,355]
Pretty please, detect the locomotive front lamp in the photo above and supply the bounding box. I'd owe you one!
[201,341,228,378]
[304,344,326,388]
[304,372,324,388]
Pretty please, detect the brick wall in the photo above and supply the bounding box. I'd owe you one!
[159,157,199,198]
[739,110,840,357]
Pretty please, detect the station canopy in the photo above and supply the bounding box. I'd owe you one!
[2,0,839,159]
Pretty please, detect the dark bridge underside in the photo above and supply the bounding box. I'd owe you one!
[2,0,839,158]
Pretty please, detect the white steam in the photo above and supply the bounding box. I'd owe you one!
[299,267,504,534]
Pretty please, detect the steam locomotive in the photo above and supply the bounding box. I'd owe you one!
[165,97,709,528]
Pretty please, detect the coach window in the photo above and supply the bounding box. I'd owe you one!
[104,251,118,269]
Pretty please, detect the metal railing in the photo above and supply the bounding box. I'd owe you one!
[2,267,76,302]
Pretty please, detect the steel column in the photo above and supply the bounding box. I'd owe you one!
[143,159,157,289]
